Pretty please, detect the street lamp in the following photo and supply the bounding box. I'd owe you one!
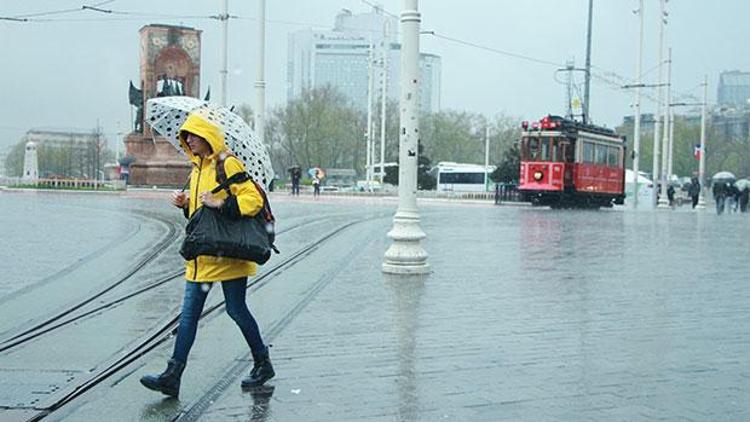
[382,0,429,275]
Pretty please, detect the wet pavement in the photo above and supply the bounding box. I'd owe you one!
[1,190,749,421]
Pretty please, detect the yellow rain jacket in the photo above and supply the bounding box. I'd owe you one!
[178,112,264,282]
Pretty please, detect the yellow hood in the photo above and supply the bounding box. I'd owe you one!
[178,112,227,161]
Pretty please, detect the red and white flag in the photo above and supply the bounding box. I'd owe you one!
[694,144,702,161]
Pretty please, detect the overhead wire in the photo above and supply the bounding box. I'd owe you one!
[8,0,113,19]
[4,1,704,112]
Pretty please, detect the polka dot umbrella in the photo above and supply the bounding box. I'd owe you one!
[145,96,274,188]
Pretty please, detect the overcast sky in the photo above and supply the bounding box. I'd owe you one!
[2,0,749,151]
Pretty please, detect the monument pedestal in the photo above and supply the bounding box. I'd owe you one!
[124,132,191,187]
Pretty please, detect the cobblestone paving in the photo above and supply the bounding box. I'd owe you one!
[200,205,750,421]
[3,192,748,421]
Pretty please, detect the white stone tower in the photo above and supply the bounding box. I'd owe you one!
[22,141,38,181]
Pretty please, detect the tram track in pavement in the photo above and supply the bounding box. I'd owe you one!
[0,211,371,354]
[0,211,346,353]
[175,216,385,422]
[0,219,144,309]
[0,209,182,346]
[22,212,386,421]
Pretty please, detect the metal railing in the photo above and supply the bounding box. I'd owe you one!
[494,183,523,204]
[0,177,126,191]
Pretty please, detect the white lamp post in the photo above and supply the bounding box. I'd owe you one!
[254,0,266,146]
[697,75,708,209]
[382,0,429,275]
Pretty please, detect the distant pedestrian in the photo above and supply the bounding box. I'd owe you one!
[290,166,301,196]
[120,165,130,185]
[312,174,321,197]
[739,187,749,213]
[140,112,274,399]
[730,184,741,213]
[713,181,729,215]
[667,184,675,207]
[688,177,701,209]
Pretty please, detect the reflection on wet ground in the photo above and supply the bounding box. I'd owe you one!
[1,191,749,421]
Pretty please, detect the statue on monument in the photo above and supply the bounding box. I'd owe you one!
[156,74,185,97]
[129,80,144,133]
[128,78,210,133]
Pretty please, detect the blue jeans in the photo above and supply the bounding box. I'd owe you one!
[172,277,265,364]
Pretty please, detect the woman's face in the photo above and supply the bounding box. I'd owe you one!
[185,132,212,157]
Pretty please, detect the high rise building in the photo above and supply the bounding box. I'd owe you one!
[715,71,750,141]
[287,8,441,114]
[717,70,750,108]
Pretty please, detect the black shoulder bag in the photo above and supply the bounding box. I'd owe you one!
[179,171,279,265]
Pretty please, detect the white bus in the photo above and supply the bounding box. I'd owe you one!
[433,162,497,192]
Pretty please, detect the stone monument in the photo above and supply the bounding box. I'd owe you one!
[22,141,38,181]
[124,24,202,186]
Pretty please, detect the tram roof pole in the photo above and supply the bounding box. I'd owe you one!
[583,0,593,124]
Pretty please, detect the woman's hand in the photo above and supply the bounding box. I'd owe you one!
[200,191,225,208]
[171,191,189,208]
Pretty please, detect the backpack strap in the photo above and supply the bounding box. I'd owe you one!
[211,172,250,195]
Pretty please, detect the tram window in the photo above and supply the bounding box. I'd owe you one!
[607,146,620,166]
[539,137,550,161]
[582,142,594,163]
[526,137,540,160]
[550,138,562,162]
[595,144,608,165]
[562,142,574,162]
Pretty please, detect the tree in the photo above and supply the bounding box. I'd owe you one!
[3,133,112,179]
[4,141,25,177]
[383,142,435,189]
[420,110,485,164]
[235,104,255,128]
[617,113,750,179]
[490,142,520,183]
[265,86,365,178]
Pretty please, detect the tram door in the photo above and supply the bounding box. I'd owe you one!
[560,140,574,186]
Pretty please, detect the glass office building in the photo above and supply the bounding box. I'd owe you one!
[287,8,441,114]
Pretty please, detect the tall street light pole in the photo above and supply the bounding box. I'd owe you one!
[651,0,666,208]
[379,20,390,183]
[658,47,672,209]
[667,86,675,178]
[254,0,266,146]
[631,0,644,208]
[583,0,593,123]
[219,0,229,106]
[697,75,708,209]
[366,42,374,191]
[484,124,490,192]
[383,0,429,275]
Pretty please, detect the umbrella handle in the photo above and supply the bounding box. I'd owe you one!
[181,175,191,192]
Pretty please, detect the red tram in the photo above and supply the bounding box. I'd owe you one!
[518,115,626,208]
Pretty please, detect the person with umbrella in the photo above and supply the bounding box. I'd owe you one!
[309,167,324,197]
[712,171,737,215]
[139,111,275,398]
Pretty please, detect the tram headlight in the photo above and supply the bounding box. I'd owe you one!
[534,171,543,181]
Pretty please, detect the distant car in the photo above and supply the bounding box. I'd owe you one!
[356,180,382,191]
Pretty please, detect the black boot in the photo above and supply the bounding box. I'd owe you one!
[140,358,185,398]
[242,348,275,389]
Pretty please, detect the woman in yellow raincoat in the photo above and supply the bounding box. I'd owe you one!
[140,112,274,398]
